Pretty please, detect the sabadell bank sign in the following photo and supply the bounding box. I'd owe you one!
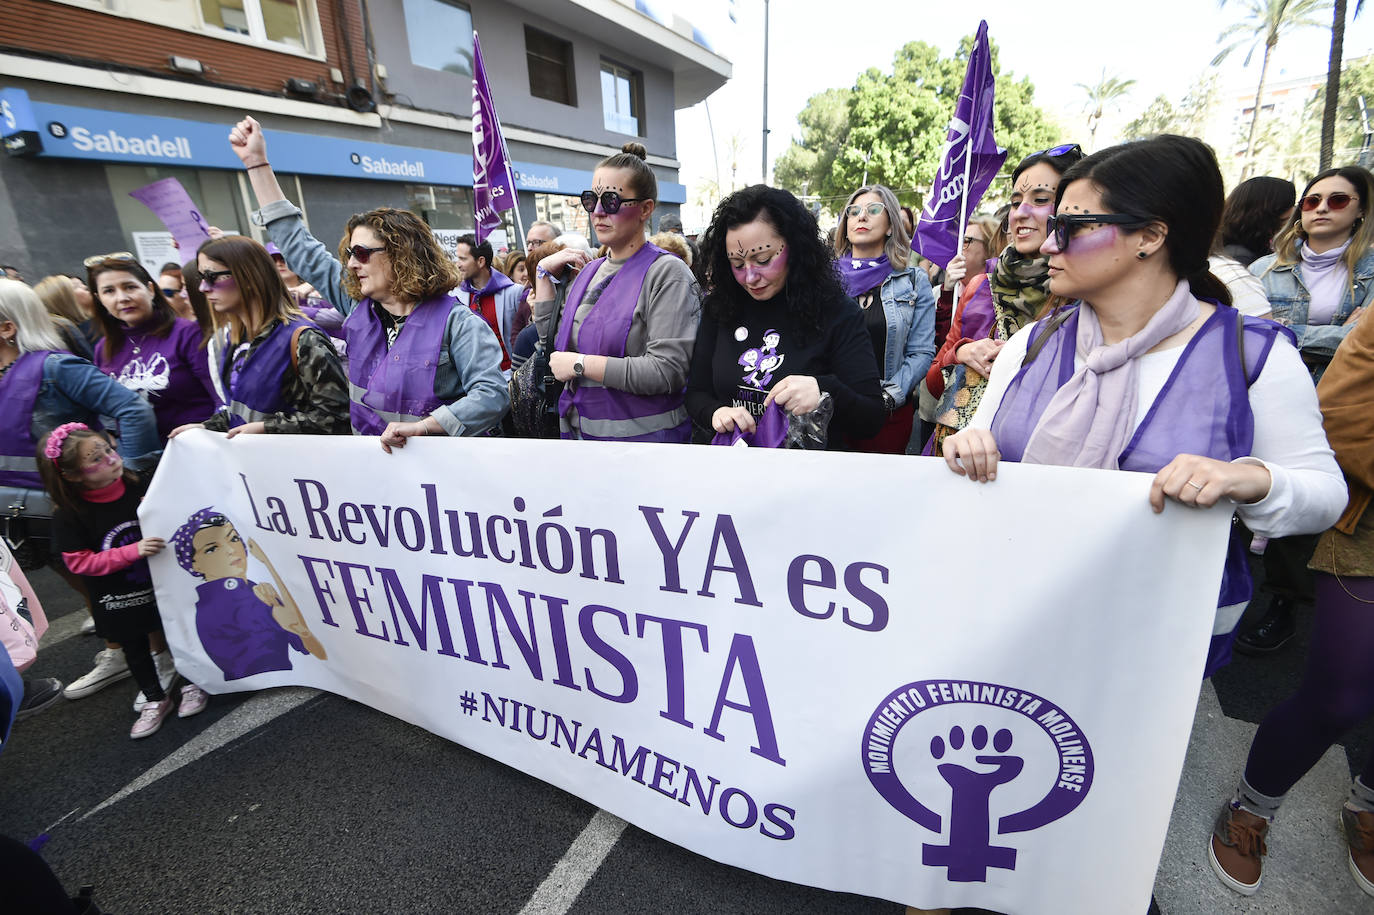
[55,122,194,160]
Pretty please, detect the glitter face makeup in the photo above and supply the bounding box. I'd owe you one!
[589,166,651,253]
[1008,162,1061,254]
[1043,183,1146,300]
[197,256,243,315]
[75,437,123,488]
[726,219,790,301]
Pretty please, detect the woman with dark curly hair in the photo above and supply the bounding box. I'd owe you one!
[226,115,508,448]
[685,185,884,447]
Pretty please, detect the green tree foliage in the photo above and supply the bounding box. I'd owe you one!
[1315,52,1374,162]
[772,36,1060,208]
[1075,70,1137,148]
[1123,95,1183,139]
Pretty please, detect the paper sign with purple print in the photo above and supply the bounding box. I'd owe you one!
[128,177,212,257]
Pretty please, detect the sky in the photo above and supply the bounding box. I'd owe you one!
[673,0,1374,227]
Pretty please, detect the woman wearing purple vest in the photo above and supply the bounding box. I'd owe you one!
[226,115,508,448]
[532,143,700,443]
[686,185,885,448]
[88,256,219,444]
[168,236,348,437]
[941,135,1345,676]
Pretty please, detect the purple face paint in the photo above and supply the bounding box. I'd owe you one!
[80,450,119,474]
[731,244,789,300]
[1062,223,1120,255]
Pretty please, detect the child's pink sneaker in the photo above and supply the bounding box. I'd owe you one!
[178,684,209,718]
[130,697,173,739]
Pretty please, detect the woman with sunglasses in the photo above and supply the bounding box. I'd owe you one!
[167,236,349,438]
[918,143,1082,454]
[686,185,884,447]
[1251,167,1374,381]
[531,142,700,442]
[941,134,1345,677]
[87,254,220,444]
[832,184,935,452]
[227,116,508,447]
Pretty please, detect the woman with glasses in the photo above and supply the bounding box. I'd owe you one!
[686,185,884,448]
[1251,167,1374,381]
[919,144,1083,454]
[226,116,508,448]
[531,142,700,442]
[87,254,220,444]
[167,236,348,438]
[832,184,935,452]
[941,134,1344,677]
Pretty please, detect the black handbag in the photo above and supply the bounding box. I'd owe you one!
[508,291,567,439]
[1,487,53,572]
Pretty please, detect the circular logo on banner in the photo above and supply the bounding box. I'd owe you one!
[47,121,67,139]
[349,153,361,165]
[861,679,1094,883]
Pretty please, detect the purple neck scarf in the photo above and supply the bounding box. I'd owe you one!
[836,254,892,297]
[461,269,515,298]
[1021,279,1200,469]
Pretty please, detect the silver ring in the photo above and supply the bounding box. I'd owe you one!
[1186,480,1204,491]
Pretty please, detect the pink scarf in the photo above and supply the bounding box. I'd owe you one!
[1021,279,1199,469]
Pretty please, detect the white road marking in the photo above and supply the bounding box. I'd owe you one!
[518,809,627,915]
[38,611,93,649]
[80,687,319,821]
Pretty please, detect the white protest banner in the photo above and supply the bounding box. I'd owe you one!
[140,433,1231,913]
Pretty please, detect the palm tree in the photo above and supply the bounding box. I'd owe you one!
[1214,0,1332,179]
[1075,70,1137,149]
[1320,0,1365,170]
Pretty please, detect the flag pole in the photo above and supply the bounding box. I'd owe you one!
[952,31,981,305]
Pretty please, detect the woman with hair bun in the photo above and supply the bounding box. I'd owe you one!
[532,142,701,442]
[832,183,936,452]
[168,236,349,437]
[227,115,508,449]
[686,184,884,447]
[942,135,1345,677]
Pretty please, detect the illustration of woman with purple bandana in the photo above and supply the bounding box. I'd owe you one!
[172,508,327,680]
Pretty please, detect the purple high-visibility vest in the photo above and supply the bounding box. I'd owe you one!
[0,351,49,488]
[992,305,1287,613]
[344,296,449,436]
[220,319,313,428]
[554,243,690,443]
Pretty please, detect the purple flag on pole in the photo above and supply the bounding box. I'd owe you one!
[472,31,518,244]
[914,20,1006,270]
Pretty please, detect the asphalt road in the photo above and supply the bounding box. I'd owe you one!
[3,560,1371,915]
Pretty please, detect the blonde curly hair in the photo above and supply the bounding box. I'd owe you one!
[337,207,461,303]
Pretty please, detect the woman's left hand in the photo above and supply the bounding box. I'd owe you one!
[225,421,267,438]
[380,418,440,453]
[765,375,822,414]
[549,351,581,382]
[1149,454,1272,513]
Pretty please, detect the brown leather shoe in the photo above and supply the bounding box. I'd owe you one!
[1208,803,1268,895]
[1341,804,1374,897]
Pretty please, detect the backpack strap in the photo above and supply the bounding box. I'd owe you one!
[290,324,307,374]
[1022,306,1077,368]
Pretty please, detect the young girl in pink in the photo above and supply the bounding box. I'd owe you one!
[38,423,207,738]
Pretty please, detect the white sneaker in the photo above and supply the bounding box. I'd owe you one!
[132,651,180,712]
[63,648,131,699]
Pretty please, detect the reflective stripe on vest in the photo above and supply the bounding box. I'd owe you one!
[575,406,690,439]
[227,400,275,425]
[347,382,430,424]
[0,455,38,473]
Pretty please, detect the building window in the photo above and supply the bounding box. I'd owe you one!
[402,0,473,76]
[199,0,310,50]
[600,60,642,136]
[526,27,576,106]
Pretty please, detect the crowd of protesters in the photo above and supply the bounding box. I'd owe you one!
[2,112,1374,908]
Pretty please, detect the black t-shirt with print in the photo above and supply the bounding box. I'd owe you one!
[52,475,158,633]
[685,290,885,447]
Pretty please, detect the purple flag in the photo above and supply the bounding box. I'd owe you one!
[471,31,518,244]
[914,20,1006,270]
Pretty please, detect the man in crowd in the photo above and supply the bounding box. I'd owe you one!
[455,234,523,378]
[524,220,560,265]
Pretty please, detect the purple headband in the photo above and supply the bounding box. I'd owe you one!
[171,507,227,576]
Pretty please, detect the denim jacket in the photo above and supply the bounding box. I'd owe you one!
[879,266,937,406]
[252,199,509,435]
[35,353,160,463]
[1250,246,1374,373]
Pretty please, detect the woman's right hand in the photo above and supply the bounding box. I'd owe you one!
[712,406,757,436]
[229,115,269,167]
[943,253,967,290]
[137,537,166,557]
[539,248,591,280]
[168,423,205,439]
[942,427,1001,483]
[955,338,1005,377]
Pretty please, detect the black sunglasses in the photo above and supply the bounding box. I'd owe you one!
[198,269,233,288]
[1300,191,1358,212]
[580,190,648,215]
[1047,213,1150,251]
[345,244,386,264]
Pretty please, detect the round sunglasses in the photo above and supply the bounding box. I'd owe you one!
[580,190,648,215]
[845,202,886,219]
[1300,192,1359,212]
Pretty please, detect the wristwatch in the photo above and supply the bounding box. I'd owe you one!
[573,359,585,377]
[882,391,896,413]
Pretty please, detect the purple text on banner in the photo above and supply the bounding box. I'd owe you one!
[128,177,213,258]
[471,31,518,245]
[914,20,1007,271]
